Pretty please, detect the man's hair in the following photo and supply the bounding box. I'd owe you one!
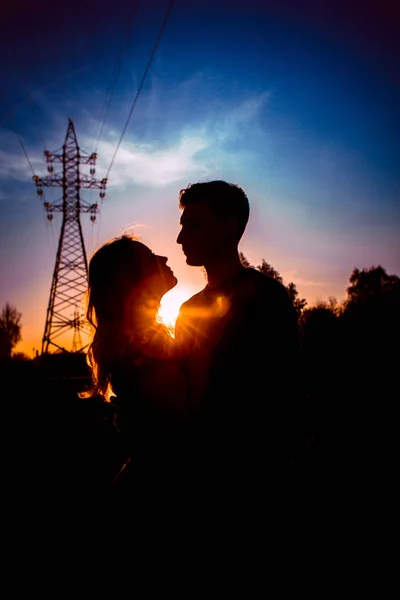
[179,180,250,241]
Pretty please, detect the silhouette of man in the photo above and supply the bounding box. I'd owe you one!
[175,180,302,496]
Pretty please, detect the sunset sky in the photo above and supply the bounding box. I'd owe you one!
[0,0,399,356]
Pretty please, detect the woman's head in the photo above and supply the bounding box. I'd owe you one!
[82,235,177,401]
[86,235,177,328]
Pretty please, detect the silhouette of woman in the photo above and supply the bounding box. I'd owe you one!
[80,234,188,494]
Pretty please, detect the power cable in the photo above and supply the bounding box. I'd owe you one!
[105,0,175,181]
[0,88,36,176]
[94,0,141,153]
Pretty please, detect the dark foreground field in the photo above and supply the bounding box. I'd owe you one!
[3,352,395,515]
[4,355,127,499]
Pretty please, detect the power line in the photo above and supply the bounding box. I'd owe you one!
[0,87,54,237]
[1,58,49,151]
[105,0,175,181]
[0,89,36,177]
[94,0,141,153]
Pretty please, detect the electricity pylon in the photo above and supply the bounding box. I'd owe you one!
[33,118,107,354]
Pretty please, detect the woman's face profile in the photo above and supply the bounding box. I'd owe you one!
[146,253,178,298]
[124,241,177,300]
[91,238,177,307]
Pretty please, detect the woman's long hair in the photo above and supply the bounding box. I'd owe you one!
[80,235,174,402]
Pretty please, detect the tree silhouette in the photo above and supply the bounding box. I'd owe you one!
[256,259,283,283]
[0,303,22,359]
[312,297,343,316]
[301,305,339,352]
[287,282,307,318]
[341,265,400,368]
[338,264,400,443]
[345,265,400,308]
[239,252,252,268]
[327,296,343,316]
[240,254,308,318]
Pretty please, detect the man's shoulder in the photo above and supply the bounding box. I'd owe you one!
[176,288,208,327]
[179,288,207,310]
[240,268,290,301]
[175,288,208,343]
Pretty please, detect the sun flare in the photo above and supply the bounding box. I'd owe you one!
[157,285,193,333]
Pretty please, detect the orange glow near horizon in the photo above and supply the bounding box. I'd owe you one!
[13,268,347,357]
[157,284,194,333]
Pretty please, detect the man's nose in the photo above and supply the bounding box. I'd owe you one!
[176,230,183,244]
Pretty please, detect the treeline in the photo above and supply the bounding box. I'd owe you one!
[242,258,399,452]
[241,256,399,394]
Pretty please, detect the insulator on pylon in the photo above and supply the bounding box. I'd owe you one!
[90,215,96,222]
[100,192,105,199]
[33,175,40,182]
[37,189,43,196]
[90,168,95,175]
[91,203,98,210]
[101,178,108,185]
[48,166,54,173]
[47,214,53,221]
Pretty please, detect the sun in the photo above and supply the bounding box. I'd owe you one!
[157,285,193,333]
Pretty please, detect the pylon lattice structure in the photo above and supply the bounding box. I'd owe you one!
[33,118,107,354]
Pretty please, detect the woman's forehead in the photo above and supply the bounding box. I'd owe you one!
[132,241,153,257]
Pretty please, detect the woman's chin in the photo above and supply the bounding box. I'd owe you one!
[166,275,178,292]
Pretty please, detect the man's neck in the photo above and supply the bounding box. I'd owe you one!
[205,255,246,290]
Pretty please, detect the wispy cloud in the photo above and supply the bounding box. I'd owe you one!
[86,92,269,187]
[280,269,331,288]
[95,131,210,187]
[0,145,43,182]
[293,278,331,287]
[0,76,269,190]
[212,93,270,143]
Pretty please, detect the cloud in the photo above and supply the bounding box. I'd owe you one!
[0,147,41,182]
[0,76,269,190]
[212,92,270,143]
[0,129,47,182]
[281,269,331,288]
[95,131,210,187]
[86,92,269,187]
[293,278,331,287]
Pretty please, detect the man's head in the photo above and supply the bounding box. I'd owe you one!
[176,180,250,267]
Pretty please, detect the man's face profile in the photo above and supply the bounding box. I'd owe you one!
[177,201,227,267]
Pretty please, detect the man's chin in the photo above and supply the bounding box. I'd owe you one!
[185,256,202,267]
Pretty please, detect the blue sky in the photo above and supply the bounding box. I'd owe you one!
[0,0,399,355]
